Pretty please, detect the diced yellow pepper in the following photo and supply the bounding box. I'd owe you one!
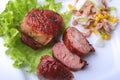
[68,4,73,9]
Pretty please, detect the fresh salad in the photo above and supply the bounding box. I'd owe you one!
[71,0,118,46]
[0,0,71,72]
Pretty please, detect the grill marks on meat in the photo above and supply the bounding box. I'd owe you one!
[63,27,95,56]
[20,9,63,49]
[52,42,87,71]
[37,55,74,80]
[26,9,63,35]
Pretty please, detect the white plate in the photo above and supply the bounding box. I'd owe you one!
[0,0,120,80]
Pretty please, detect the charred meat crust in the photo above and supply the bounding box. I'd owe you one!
[22,9,63,36]
[37,55,74,80]
[63,27,95,56]
[20,9,64,49]
[21,33,42,50]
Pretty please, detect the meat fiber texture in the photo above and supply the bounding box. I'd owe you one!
[63,27,95,56]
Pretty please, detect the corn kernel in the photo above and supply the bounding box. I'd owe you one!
[94,21,98,26]
[109,16,118,23]
[97,13,103,19]
[103,13,109,19]
[68,4,73,9]
[101,34,104,39]
[102,34,110,40]
[93,30,98,34]
[95,17,100,21]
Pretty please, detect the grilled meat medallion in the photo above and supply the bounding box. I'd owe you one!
[52,42,87,71]
[37,55,74,80]
[63,27,95,56]
[21,9,63,49]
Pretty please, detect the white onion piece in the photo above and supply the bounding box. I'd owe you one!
[108,22,118,30]
[89,0,103,11]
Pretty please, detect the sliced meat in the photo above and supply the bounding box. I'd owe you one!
[37,55,74,80]
[72,10,82,16]
[95,23,103,31]
[102,0,107,8]
[101,19,111,34]
[82,2,93,16]
[63,27,95,56]
[20,9,63,50]
[52,42,87,71]
[103,22,111,34]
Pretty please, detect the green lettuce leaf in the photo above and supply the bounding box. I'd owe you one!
[39,0,62,13]
[61,11,72,31]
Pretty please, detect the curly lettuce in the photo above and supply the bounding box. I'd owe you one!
[0,0,71,72]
